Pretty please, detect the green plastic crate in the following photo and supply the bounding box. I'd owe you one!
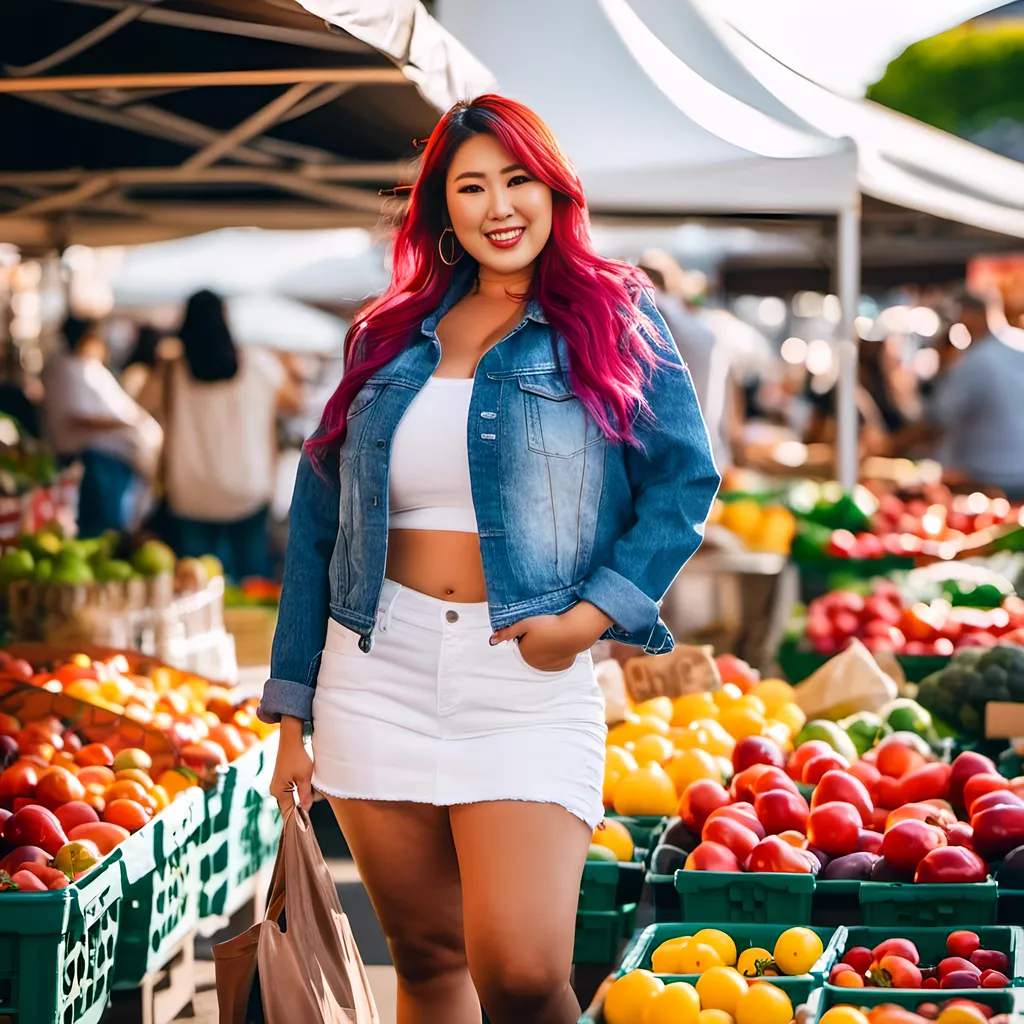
[829,926,1024,997]
[646,870,682,922]
[858,879,999,927]
[806,983,1018,1022]
[812,879,863,927]
[618,922,844,1003]
[580,853,646,913]
[1000,888,1024,925]
[198,736,280,920]
[574,904,638,965]
[0,855,122,1024]
[674,870,815,924]
[605,814,667,851]
[113,786,204,987]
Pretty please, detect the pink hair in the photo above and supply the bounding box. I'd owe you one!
[306,94,661,468]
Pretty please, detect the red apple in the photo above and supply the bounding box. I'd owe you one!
[732,736,786,773]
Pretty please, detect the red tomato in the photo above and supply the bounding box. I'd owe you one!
[876,742,927,779]
[963,774,1010,814]
[701,816,760,862]
[684,841,742,872]
[802,752,851,785]
[897,762,952,805]
[705,804,766,840]
[730,764,774,803]
[806,801,861,856]
[948,752,998,808]
[874,775,904,809]
[881,820,947,872]
[752,766,800,796]
[874,954,923,989]
[744,835,818,874]
[678,779,732,832]
[946,931,981,959]
[787,740,834,781]
[849,760,882,798]
[843,946,875,975]
[970,805,1024,861]
[753,789,809,836]
[811,769,873,825]
[914,846,989,884]
[872,938,920,965]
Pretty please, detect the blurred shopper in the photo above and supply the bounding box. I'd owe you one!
[120,323,162,401]
[150,290,300,579]
[928,291,1024,498]
[261,95,718,1024]
[44,316,163,536]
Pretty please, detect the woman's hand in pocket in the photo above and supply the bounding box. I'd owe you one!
[271,715,314,812]
[491,601,613,672]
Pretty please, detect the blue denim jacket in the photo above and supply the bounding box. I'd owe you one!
[258,267,720,723]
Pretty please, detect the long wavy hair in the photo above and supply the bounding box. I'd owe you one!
[306,94,661,468]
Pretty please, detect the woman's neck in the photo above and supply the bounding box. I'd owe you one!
[475,266,534,304]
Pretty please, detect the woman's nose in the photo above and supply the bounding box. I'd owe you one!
[487,193,515,221]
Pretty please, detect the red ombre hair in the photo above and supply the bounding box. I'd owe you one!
[306,94,661,468]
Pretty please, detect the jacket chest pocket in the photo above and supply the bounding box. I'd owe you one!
[518,373,602,458]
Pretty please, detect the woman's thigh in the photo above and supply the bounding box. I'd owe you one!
[449,801,590,987]
[325,796,467,981]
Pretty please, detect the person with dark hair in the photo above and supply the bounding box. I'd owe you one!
[147,290,300,579]
[43,315,163,536]
[121,324,163,401]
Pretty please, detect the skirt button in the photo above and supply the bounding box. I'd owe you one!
[445,609,459,623]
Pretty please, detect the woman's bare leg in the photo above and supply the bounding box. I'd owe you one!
[449,800,591,1024]
[325,797,481,1024]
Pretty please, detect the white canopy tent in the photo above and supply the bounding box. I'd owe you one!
[438,0,1024,488]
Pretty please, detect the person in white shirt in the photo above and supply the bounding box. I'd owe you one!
[147,290,300,579]
[44,316,163,536]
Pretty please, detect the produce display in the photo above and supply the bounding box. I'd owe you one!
[793,571,1024,658]
[917,646,1024,736]
[646,925,824,979]
[828,932,1012,991]
[816,1001,1015,1024]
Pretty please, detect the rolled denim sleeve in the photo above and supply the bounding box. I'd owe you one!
[576,292,721,648]
[257,448,339,724]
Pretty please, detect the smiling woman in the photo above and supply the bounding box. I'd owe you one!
[261,94,720,1024]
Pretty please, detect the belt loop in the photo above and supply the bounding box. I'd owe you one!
[377,582,400,633]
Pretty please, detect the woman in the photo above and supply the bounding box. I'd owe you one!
[156,290,300,579]
[259,96,719,1024]
[120,323,162,402]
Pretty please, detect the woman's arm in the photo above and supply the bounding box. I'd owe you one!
[257,447,339,724]
[574,292,721,648]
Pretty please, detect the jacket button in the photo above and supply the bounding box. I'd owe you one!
[376,439,386,448]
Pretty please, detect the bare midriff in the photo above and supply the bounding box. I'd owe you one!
[385,529,488,602]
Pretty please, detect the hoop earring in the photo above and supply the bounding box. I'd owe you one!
[438,226,463,266]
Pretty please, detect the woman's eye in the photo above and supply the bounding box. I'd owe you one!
[458,184,484,193]
[508,175,531,186]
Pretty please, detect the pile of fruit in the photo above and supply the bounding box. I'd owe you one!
[828,932,1011,991]
[798,578,1024,658]
[917,646,1024,736]
[602,658,809,820]
[224,578,281,608]
[0,649,272,774]
[0,525,223,590]
[816,1002,1014,1024]
[603,925,831,1024]
[708,499,797,555]
[0,725,198,893]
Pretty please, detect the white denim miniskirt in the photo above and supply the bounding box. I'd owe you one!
[311,579,608,829]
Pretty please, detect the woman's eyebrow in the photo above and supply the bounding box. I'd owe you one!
[453,164,526,182]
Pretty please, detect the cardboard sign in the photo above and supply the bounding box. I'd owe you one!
[984,701,1024,740]
[623,644,722,703]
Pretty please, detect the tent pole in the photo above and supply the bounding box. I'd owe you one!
[835,203,861,492]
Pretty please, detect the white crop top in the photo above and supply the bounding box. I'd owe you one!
[388,377,478,533]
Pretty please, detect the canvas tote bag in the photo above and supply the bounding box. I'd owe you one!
[212,796,379,1024]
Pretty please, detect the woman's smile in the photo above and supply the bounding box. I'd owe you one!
[485,226,525,248]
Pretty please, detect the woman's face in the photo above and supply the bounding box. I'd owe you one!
[444,133,553,276]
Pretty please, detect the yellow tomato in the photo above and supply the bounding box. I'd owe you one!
[697,1011,734,1024]
[695,967,748,1016]
[734,695,767,716]
[692,929,737,967]
[818,1010,869,1024]
[591,818,634,861]
[644,982,701,1024]
[712,683,744,709]
[688,719,735,758]
[772,702,807,736]
[633,734,676,767]
[635,696,673,722]
[748,679,795,714]
[612,763,677,817]
[605,745,640,775]
[735,947,772,979]
[734,981,792,1024]
[603,970,663,1024]
[719,706,766,741]
[773,928,823,976]
[671,692,720,727]
[665,749,721,794]
[651,937,690,975]
[676,940,723,975]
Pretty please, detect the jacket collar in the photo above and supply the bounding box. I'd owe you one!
[420,260,547,337]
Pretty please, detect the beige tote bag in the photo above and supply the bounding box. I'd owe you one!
[212,797,379,1024]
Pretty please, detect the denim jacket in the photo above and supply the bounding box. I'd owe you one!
[259,266,720,723]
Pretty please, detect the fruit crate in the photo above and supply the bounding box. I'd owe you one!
[812,879,864,928]
[858,878,999,927]
[805,982,1018,1022]
[827,926,1024,998]
[618,922,845,1003]
[0,854,122,1024]
[1000,888,1024,925]
[646,868,682,922]
[198,734,280,920]
[604,814,667,851]
[674,870,815,924]
[113,786,205,987]
[579,852,646,913]
[574,904,638,966]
